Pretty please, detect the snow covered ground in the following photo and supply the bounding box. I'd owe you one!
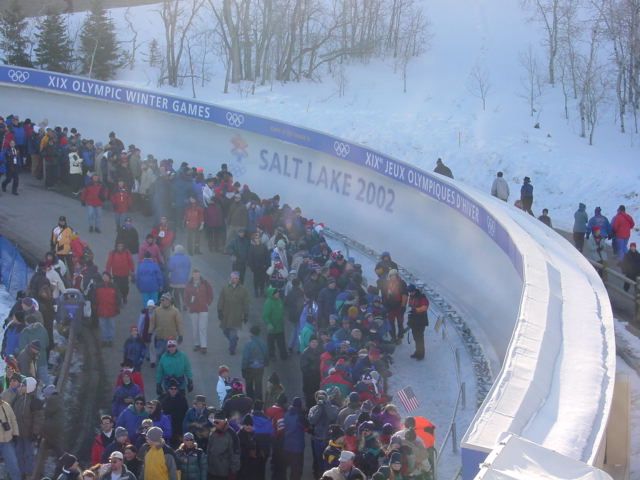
[50,0,640,243]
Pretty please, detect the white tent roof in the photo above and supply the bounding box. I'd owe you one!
[475,435,613,480]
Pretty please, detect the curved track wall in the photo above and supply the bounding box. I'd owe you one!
[0,66,614,479]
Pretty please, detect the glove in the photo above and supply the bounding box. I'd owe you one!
[177,335,183,344]
[243,314,249,324]
[156,383,163,396]
[187,379,194,393]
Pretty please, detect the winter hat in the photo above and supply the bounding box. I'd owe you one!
[276,239,286,249]
[146,426,163,442]
[161,292,173,302]
[328,424,345,441]
[22,377,37,394]
[195,395,206,404]
[339,450,355,462]
[59,453,77,470]
[595,207,601,214]
[174,245,185,254]
[348,392,360,404]
[115,427,128,439]
[109,451,123,460]
[292,397,303,409]
[315,390,328,401]
[390,451,402,465]
[213,410,227,420]
[358,420,375,435]
[141,419,153,428]
[242,414,254,426]
[167,338,178,347]
[183,432,195,441]
[382,423,395,435]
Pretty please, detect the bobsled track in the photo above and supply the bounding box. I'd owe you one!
[0,66,617,479]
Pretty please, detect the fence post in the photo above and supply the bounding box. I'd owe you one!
[461,382,466,410]
[451,422,458,453]
[455,348,461,375]
[635,276,640,326]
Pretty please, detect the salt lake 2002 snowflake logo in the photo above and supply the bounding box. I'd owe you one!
[228,135,249,177]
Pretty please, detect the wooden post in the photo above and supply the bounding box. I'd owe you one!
[635,276,640,326]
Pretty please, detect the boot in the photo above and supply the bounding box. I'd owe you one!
[200,347,207,354]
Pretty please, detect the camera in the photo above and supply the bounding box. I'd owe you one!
[2,421,11,432]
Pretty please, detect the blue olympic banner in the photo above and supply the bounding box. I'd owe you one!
[0,65,523,277]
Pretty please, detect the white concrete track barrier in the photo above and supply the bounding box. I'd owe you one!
[0,66,615,479]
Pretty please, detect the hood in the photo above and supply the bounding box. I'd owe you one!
[579,203,586,210]
[266,286,278,299]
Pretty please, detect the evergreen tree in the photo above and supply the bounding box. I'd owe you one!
[148,38,162,68]
[0,0,33,67]
[79,0,120,80]
[34,8,73,73]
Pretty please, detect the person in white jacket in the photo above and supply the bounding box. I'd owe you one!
[68,147,83,195]
[216,364,232,407]
[45,264,67,299]
[491,171,510,202]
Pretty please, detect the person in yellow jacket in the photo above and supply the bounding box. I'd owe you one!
[150,293,184,362]
[138,426,178,480]
[51,215,73,271]
[0,398,21,480]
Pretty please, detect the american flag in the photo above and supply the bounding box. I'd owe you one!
[397,386,420,413]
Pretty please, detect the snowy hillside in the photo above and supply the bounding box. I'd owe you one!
[36,0,640,236]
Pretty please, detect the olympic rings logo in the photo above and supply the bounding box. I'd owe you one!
[333,141,350,158]
[7,69,30,83]
[225,112,245,128]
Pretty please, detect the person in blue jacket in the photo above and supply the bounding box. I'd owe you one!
[116,394,149,443]
[520,176,534,216]
[283,396,306,480]
[136,252,164,308]
[587,207,612,239]
[145,399,173,441]
[1,311,25,359]
[168,245,191,310]
[123,326,146,371]
[112,370,142,419]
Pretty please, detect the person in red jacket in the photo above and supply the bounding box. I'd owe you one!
[265,393,287,479]
[90,414,116,466]
[110,179,133,229]
[184,269,213,354]
[612,204,636,262]
[80,173,107,233]
[94,272,121,347]
[138,234,164,265]
[184,196,205,255]
[106,242,135,304]
[151,216,176,260]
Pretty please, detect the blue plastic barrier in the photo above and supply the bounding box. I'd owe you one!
[0,235,33,297]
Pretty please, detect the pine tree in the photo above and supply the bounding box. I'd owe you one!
[0,0,33,67]
[34,8,73,73]
[79,0,120,80]
[148,38,162,68]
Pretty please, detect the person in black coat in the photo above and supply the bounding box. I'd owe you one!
[238,414,263,479]
[300,337,322,408]
[160,380,189,448]
[248,233,270,297]
[621,242,640,291]
[116,217,140,259]
[433,158,453,179]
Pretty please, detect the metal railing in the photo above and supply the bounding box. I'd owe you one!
[586,258,640,323]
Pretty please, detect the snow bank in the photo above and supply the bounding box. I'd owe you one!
[0,67,615,480]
